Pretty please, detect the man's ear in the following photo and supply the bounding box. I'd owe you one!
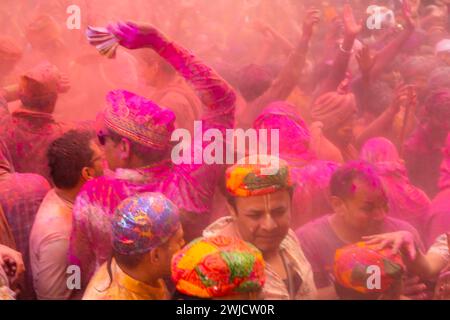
[225,201,238,219]
[119,138,131,161]
[330,196,345,215]
[148,248,160,264]
[80,166,94,182]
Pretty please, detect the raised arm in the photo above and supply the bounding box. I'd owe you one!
[108,22,236,130]
[244,8,320,126]
[369,0,416,80]
[314,5,361,98]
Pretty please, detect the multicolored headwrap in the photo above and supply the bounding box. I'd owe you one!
[334,242,405,294]
[103,90,175,150]
[311,91,357,131]
[112,192,180,256]
[171,236,265,298]
[226,155,292,197]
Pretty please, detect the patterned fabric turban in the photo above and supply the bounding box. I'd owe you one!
[226,155,292,197]
[334,242,405,294]
[112,192,181,256]
[171,236,265,298]
[103,90,176,150]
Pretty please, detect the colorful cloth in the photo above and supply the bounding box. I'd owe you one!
[203,217,317,300]
[83,258,169,300]
[334,242,405,294]
[225,155,292,198]
[69,31,236,289]
[102,90,175,150]
[310,91,357,131]
[360,138,431,237]
[113,193,180,256]
[172,236,265,298]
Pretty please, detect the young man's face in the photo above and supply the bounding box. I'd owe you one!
[230,190,291,254]
[335,178,388,234]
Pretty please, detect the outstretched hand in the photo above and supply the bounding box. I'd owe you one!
[363,231,417,261]
[343,4,362,37]
[108,21,162,50]
[302,8,321,39]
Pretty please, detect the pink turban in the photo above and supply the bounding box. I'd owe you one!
[103,90,176,150]
[253,101,312,161]
[311,91,357,130]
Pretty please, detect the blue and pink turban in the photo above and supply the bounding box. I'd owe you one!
[112,192,181,256]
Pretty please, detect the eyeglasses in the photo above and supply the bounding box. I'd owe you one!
[97,132,110,146]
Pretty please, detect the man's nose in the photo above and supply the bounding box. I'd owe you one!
[260,214,277,231]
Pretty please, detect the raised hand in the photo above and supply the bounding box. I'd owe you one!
[108,21,163,50]
[0,245,24,284]
[402,0,416,30]
[363,231,417,261]
[343,4,362,37]
[302,8,321,39]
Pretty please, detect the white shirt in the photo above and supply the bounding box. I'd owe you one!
[29,189,74,300]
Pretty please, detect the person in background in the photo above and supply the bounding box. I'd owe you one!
[83,193,184,300]
[360,137,430,237]
[0,62,71,182]
[426,133,450,247]
[30,129,104,300]
[0,140,50,299]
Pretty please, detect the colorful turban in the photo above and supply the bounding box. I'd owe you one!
[311,91,357,130]
[334,242,405,294]
[0,36,22,63]
[112,192,180,256]
[171,236,265,298]
[103,90,175,150]
[226,155,292,197]
[253,101,312,160]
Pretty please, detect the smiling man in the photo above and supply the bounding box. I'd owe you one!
[203,155,317,300]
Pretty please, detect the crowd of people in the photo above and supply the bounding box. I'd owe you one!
[0,0,450,300]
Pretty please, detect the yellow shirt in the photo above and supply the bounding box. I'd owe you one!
[83,259,169,300]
